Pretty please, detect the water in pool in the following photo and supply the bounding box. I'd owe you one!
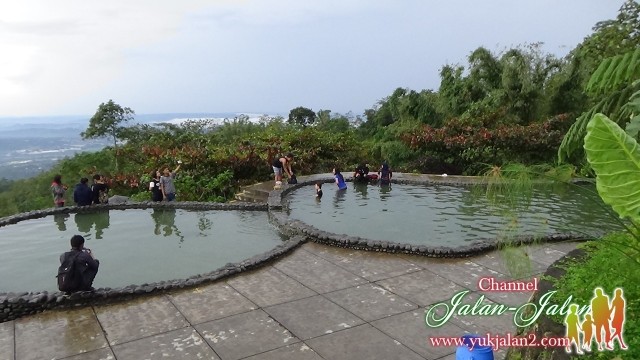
[286,182,623,246]
[0,209,283,293]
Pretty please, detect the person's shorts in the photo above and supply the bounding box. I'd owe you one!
[166,192,176,201]
[273,166,283,176]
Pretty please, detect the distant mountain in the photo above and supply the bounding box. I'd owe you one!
[0,112,282,180]
[0,112,281,137]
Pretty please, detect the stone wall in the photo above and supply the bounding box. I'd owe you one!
[0,174,592,323]
[0,202,303,323]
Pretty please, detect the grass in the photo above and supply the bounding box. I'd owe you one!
[550,233,639,359]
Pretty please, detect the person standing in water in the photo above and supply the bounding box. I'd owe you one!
[333,167,347,190]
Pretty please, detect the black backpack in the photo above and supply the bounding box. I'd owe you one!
[57,252,81,292]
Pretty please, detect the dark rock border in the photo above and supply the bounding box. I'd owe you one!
[271,176,593,258]
[0,202,304,323]
[0,201,268,227]
[0,174,596,323]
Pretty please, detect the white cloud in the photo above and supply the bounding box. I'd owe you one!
[0,1,216,115]
[0,0,622,117]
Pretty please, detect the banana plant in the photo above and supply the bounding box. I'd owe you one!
[558,48,640,163]
[584,113,640,259]
[584,113,640,222]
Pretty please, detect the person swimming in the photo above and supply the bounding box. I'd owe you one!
[333,167,347,190]
[315,182,323,198]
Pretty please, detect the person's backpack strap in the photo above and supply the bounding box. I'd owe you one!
[57,251,82,292]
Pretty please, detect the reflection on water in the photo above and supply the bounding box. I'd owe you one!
[379,183,392,200]
[74,211,110,240]
[353,183,368,199]
[197,212,213,236]
[151,209,185,243]
[287,182,624,246]
[53,213,69,231]
[75,213,92,233]
[0,209,284,292]
[333,188,347,208]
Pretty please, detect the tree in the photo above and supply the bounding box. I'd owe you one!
[288,106,316,127]
[575,0,640,74]
[82,100,135,170]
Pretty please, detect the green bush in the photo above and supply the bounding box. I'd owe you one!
[552,234,639,359]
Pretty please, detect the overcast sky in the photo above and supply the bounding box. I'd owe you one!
[0,1,621,118]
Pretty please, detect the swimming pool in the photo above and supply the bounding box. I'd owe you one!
[0,209,284,293]
[285,182,622,247]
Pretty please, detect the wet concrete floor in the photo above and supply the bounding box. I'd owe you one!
[1,240,579,360]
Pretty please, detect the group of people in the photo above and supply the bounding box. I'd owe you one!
[50,161,183,208]
[54,162,182,294]
[331,162,393,192]
[50,174,110,207]
[351,162,392,184]
[149,161,182,202]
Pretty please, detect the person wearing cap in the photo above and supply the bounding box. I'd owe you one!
[160,161,182,201]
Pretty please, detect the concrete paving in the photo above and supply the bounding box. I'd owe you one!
[1,240,579,360]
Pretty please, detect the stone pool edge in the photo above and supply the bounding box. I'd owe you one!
[269,174,595,258]
[0,174,596,322]
[0,202,306,323]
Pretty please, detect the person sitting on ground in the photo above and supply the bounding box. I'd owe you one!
[73,177,93,206]
[333,167,348,190]
[160,161,182,201]
[59,235,99,292]
[91,174,110,204]
[378,162,393,184]
[353,163,370,183]
[272,153,294,185]
[315,182,323,198]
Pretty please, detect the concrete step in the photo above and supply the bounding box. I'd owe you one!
[234,191,268,203]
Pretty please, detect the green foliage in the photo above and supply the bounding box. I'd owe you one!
[288,106,317,127]
[545,56,589,116]
[558,54,640,164]
[436,44,566,126]
[481,163,575,211]
[0,178,13,192]
[0,153,105,217]
[575,0,640,73]
[82,100,135,170]
[406,114,573,174]
[625,89,640,138]
[559,1,640,166]
[82,99,134,142]
[175,170,234,202]
[586,48,640,93]
[584,113,640,222]
[315,112,352,133]
[551,235,640,359]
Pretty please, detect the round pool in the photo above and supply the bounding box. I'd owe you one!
[0,209,284,293]
[285,182,622,246]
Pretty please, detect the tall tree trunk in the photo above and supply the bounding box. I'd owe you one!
[113,133,118,170]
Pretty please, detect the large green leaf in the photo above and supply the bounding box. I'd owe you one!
[584,113,640,221]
